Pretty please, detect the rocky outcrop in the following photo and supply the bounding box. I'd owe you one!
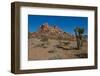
[29,23,75,41]
[38,23,62,33]
[39,23,49,32]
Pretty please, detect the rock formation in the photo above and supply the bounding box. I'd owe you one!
[29,23,75,41]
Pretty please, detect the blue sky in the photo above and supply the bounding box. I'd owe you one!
[28,15,88,35]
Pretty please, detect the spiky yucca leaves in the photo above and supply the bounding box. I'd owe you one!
[74,27,84,50]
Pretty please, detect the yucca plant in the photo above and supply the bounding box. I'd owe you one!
[74,27,84,50]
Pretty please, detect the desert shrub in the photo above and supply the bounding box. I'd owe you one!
[63,37,68,40]
[48,54,62,60]
[33,44,42,47]
[34,43,48,48]
[48,49,57,53]
[58,40,69,46]
[41,43,45,46]
[57,36,63,40]
[56,41,71,50]
[58,40,62,44]
[43,46,48,48]
[33,43,45,47]
[41,36,48,42]
[41,43,48,48]
[48,50,55,53]
[62,41,70,45]
[31,43,34,45]
[46,41,50,45]
[75,53,88,58]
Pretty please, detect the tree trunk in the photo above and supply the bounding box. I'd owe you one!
[75,31,80,50]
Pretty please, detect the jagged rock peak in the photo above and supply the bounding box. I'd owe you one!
[39,23,63,33]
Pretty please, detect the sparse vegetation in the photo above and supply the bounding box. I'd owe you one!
[57,36,63,40]
[74,53,88,58]
[48,54,62,60]
[41,36,48,42]
[31,43,34,45]
[42,44,48,48]
[33,44,42,47]
[48,49,57,53]
[57,40,71,50]
[28,23,87,60]
[74,27,84,50]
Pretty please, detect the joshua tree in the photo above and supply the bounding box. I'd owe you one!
[74,27,84,50]
[77,28,84,47]
[74,27,80,49]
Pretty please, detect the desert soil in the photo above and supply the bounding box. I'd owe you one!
[28,38,88,60]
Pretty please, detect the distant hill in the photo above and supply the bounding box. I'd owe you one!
[29,23,75,41]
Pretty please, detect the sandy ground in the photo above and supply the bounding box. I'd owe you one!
[28,38,88,60]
